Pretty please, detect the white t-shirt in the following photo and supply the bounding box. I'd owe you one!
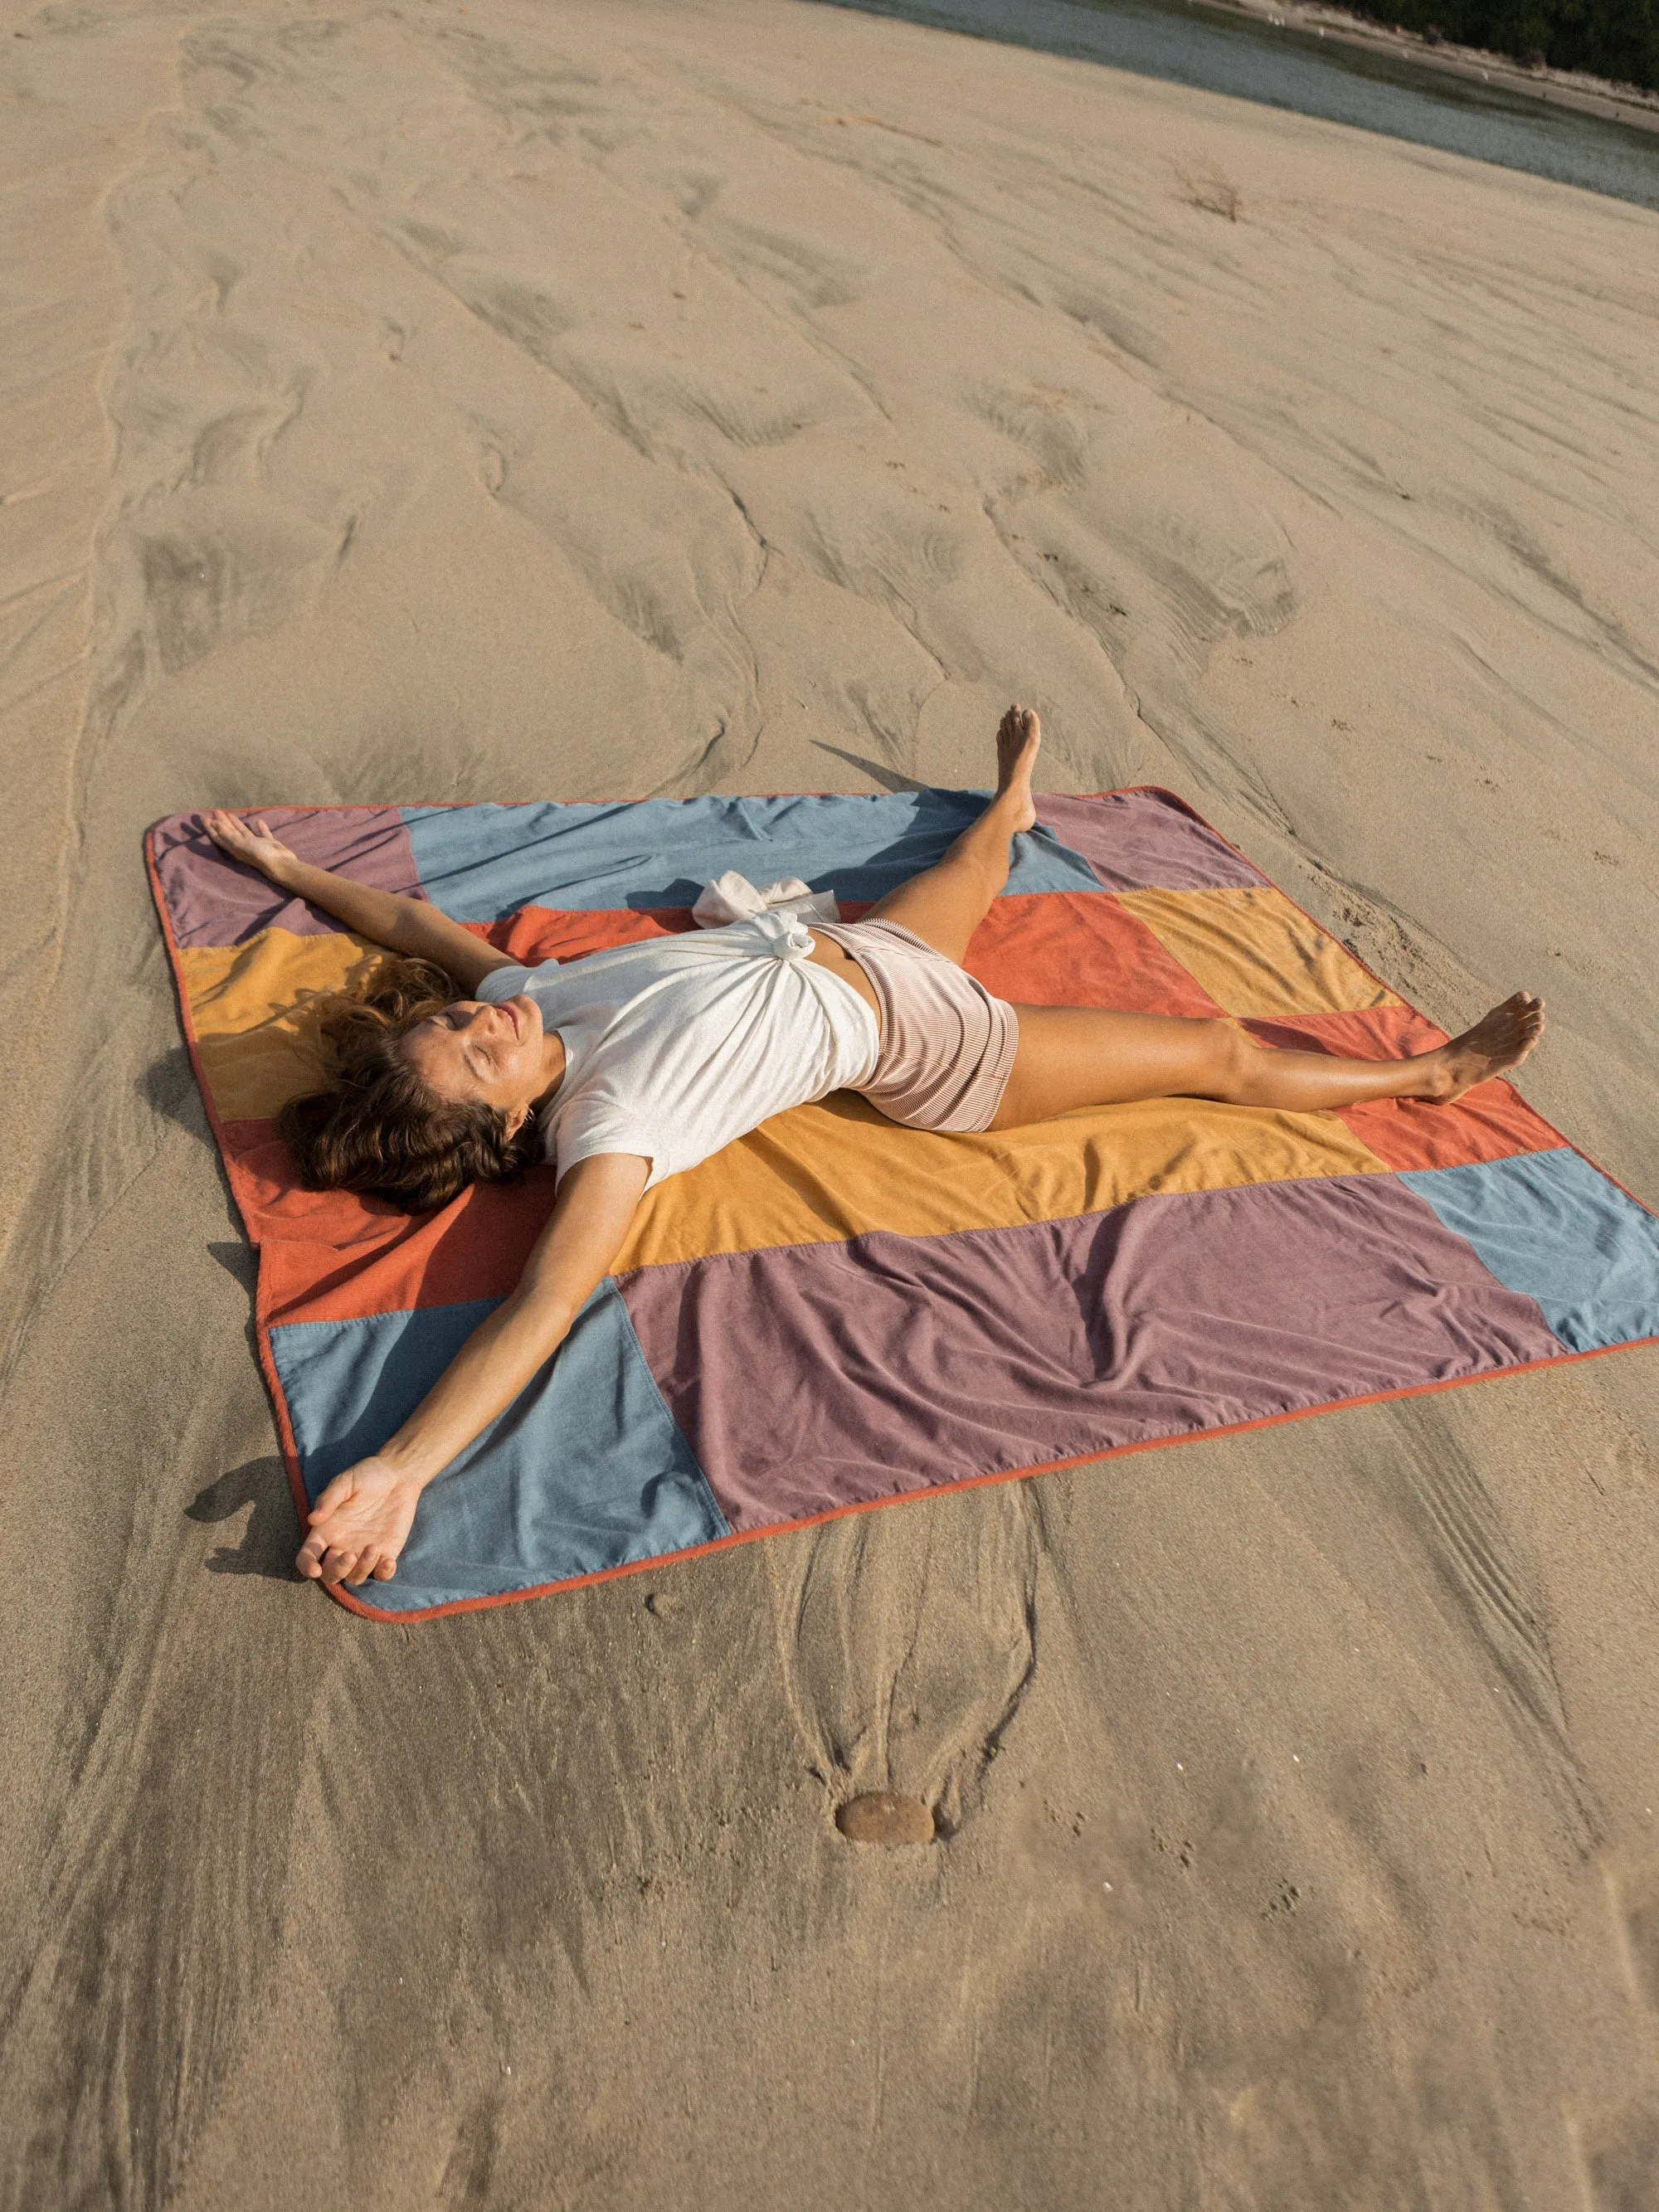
[477,912,880,1189]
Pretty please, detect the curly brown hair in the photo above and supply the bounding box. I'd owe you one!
[278,956,539,1212]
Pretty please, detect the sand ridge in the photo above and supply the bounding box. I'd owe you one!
[2,1,1659,2205]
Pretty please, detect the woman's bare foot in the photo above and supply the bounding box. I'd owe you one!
[1420,992,1545,1102]
[995,702,1042,832]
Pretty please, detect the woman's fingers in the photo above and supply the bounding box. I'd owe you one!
[292,1463,418,1587]
[203,807,291,873]
[206,811,255,861]
[296,1510,344,1578]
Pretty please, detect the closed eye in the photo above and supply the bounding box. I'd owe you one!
[439,1010,491,1082]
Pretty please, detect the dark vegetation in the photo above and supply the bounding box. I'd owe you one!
[1341,1,1659,89]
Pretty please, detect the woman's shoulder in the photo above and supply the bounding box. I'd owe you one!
[475,961,554,1003]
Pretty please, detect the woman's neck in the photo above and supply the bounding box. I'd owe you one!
[531,1029,567,1113]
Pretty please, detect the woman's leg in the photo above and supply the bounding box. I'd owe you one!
[842,699,1546,1125]
[989,995,1545,1130]
[862,704,1041,963]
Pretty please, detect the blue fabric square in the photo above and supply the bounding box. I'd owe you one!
[400,790,1103,917]
[270,1283,727,1614]
[1399,1149,1659,1354]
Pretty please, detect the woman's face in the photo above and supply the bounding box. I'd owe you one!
[399,995,550,1131]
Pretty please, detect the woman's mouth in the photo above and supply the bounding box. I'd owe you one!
[502,999,523,1039]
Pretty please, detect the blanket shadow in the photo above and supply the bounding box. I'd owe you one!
[207,1239,258,1292]
[187,1457,301,1580]
[143,1043,217,1150]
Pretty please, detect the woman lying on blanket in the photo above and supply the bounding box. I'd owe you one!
[205,707,1544,1590]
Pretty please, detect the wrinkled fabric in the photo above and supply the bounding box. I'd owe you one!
[145,786,1659,1621]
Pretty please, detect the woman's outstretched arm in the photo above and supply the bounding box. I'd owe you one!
[203,809,513,994]
[296,1150,653,1587]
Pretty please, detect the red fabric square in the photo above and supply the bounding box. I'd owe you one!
[1240,1007,1559,1169]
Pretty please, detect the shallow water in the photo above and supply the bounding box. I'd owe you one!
[814,0,1659,210]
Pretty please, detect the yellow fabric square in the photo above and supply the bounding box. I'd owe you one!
[615,1089,1389,1271]
[175,917,1390,1228]
[178,930,389,1121]
[1114,887,1399,1018]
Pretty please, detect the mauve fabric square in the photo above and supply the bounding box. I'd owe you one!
[1038,789,1268,892]
[620,1174,1562,1531]
[149,807,423,949]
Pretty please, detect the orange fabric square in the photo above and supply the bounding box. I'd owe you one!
[1340,1087,1564,1171]
[1243,1007,1447,1058]
[260,1169,559,1325]
[466,906,695,963]
[962,892,1227,1017]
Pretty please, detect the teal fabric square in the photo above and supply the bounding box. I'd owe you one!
[400,790,1102,917]
[1399,1149,1659,1354]
[270,1282,726,1614]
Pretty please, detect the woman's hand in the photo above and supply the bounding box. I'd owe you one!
[296,1457,425,1586]
[204,809,298,886]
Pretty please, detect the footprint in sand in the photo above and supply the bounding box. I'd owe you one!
[767,1485,1041,1839]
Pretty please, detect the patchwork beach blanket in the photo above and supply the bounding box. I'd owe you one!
[148,788,1659,1621]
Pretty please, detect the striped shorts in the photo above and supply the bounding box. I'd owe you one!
[813,919,1019,1135]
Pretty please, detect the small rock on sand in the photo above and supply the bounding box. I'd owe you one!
[835,1792,935,1845]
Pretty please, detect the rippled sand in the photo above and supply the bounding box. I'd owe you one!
[4,2,1658,2204]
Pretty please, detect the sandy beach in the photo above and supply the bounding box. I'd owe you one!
[4,1,1659,2204]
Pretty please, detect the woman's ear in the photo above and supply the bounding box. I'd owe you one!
[504,1103,531,1141]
